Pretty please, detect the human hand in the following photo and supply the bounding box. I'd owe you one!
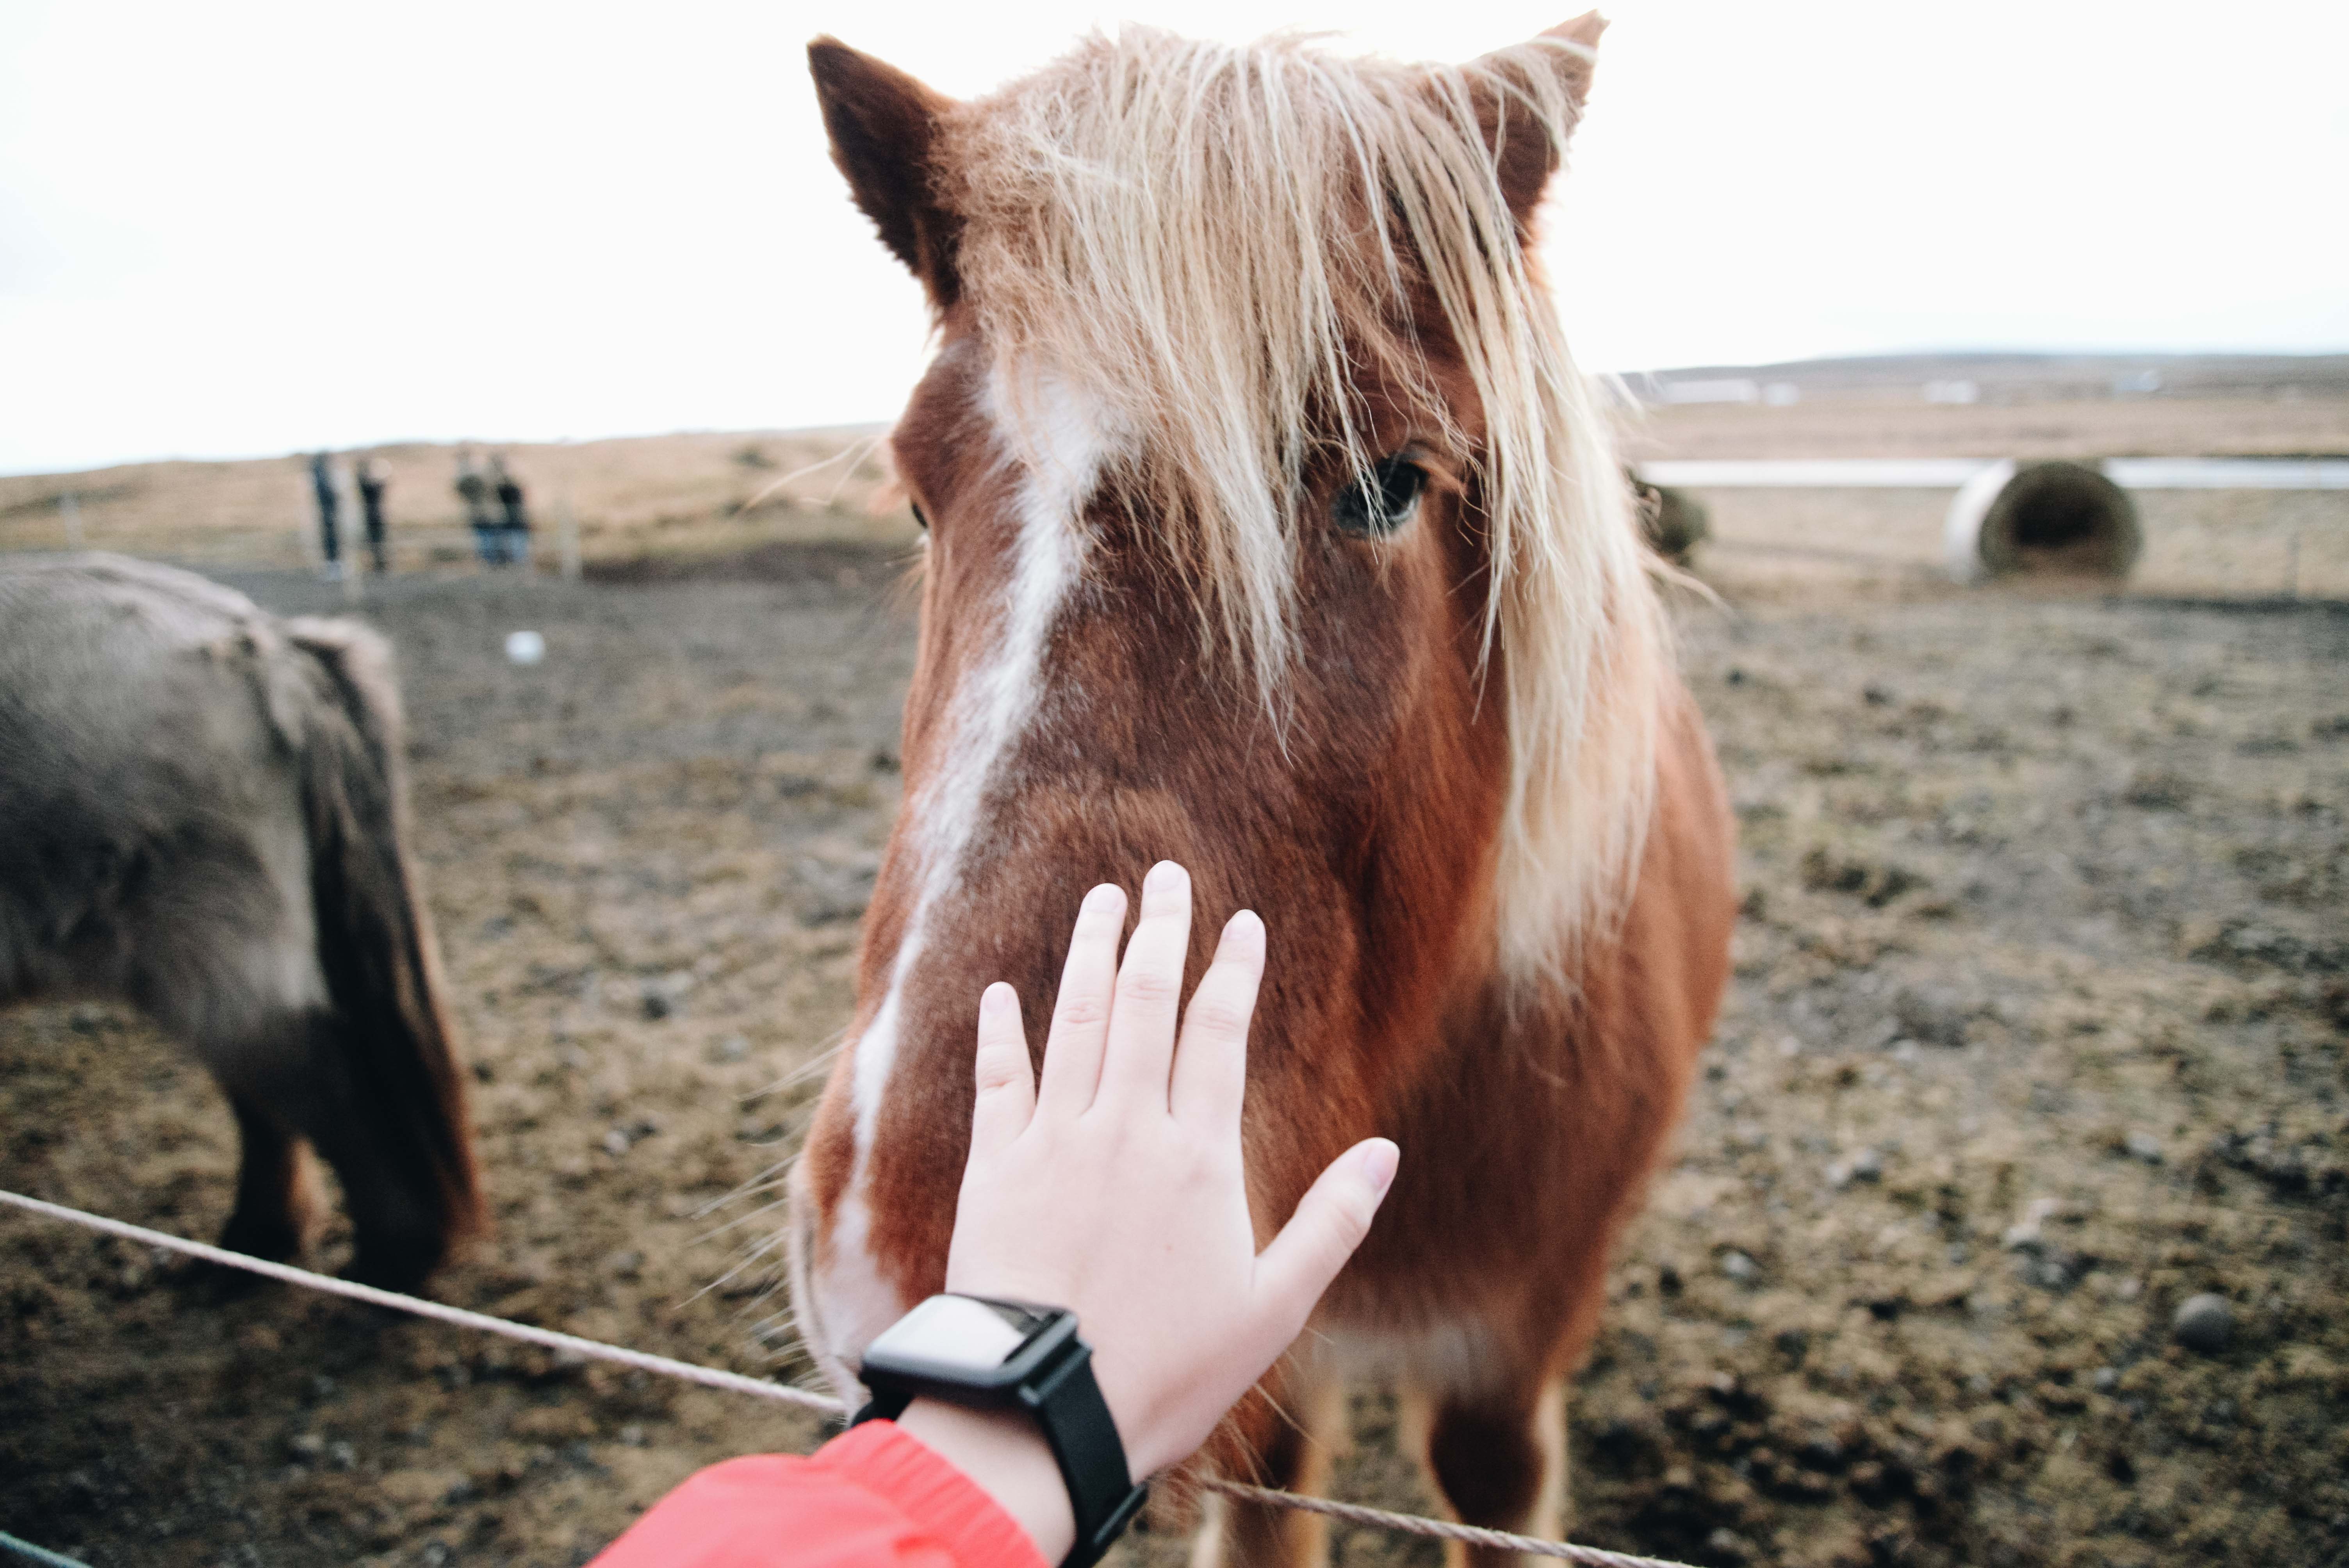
[942,860,1399,1479]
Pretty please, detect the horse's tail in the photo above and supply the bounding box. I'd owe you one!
[284,617,487,1276]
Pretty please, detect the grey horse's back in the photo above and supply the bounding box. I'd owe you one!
[0,554,318,1013]
[0,552,484,1286]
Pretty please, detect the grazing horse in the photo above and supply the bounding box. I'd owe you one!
[0,554,483,1291]
[788,19,1734,1564]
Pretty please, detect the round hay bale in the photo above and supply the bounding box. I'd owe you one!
[1944,460,2140,582]
[1628,470,1710,565]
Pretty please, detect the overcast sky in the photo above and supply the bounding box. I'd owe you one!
[3,1,2344,476]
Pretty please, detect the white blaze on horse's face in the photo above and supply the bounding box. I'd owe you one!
[791,363,1120,1399]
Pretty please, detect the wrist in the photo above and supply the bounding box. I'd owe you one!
[895,1399,1077,1565]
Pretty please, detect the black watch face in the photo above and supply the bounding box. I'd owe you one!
[864,1295,1052,1376]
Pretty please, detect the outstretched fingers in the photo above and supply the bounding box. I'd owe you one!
[1035,882,1130,1118]
[1169,910,1264,1131]
[968,982,1036,1159]
[1095,861,1193,1112]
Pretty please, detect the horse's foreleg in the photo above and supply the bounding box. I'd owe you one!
[1193,1364,1344,1568]
[1407,1373,1569,1568]
[215,1092,318,1264]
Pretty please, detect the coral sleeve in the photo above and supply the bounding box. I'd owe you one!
[587,1421,1050,1568]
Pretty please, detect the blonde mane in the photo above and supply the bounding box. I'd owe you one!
[943,28,1671,983]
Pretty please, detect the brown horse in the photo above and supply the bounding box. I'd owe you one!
[788,20,1734,1564]
[0,553,483,1291]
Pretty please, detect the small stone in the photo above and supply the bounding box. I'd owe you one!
[1893,984,1971,1048]
[606,1249,644,1280]
[287,1433,325,1461]
[620,1424,647,1447]
[2092,1365,2119,1390]
[602,1127,630,1156]
[2173,1293,2233,1354]
[1720,1250,1759,1283]
[1849,1147,1883,1182]
[2124,1131,2165,1165]
[713,1034,750,1063]
[327,1441,356,1471]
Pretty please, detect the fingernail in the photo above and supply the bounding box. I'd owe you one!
[1221,909,1264,953]
[1082,883,1123,913]
[980,981,1016,1014]
[1144,860,1186,893]
[1357,1139,1399,1197]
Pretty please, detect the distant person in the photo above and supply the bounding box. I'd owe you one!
[490,454,531,567]
[355,456,391,574]
[308,453,342,579]
[455,447,498,564]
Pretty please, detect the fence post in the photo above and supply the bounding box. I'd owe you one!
[59,492,82,550]
[558,495,581,583]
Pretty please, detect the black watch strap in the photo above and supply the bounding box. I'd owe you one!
[1018,1340,1148,1568]
[852,1315,1147,1568]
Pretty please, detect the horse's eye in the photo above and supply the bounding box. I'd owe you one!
[909,501,930,531]
[1333,456,1425,538]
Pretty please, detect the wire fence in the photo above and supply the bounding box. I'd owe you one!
[0,1187,1698,1568]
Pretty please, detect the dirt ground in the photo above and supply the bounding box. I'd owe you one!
[4,526,2346,1566]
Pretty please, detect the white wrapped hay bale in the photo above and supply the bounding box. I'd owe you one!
[1944,460,2141,582]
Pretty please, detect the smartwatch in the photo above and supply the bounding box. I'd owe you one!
[854,1295,1148,1568]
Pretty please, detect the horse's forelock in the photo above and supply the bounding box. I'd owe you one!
[937,28,1670,979]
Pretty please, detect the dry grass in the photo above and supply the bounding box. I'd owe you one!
[2,383,2343,602]
[1688,488,2349,602]
[1624,385,2349,602]
[1620,394,2349,463]
[0,427,916,571]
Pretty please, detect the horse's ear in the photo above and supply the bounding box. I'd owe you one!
[1467,12,1606,230]
[808,37,961,308]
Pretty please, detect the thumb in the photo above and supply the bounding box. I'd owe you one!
[1255,1139,1398,1321]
